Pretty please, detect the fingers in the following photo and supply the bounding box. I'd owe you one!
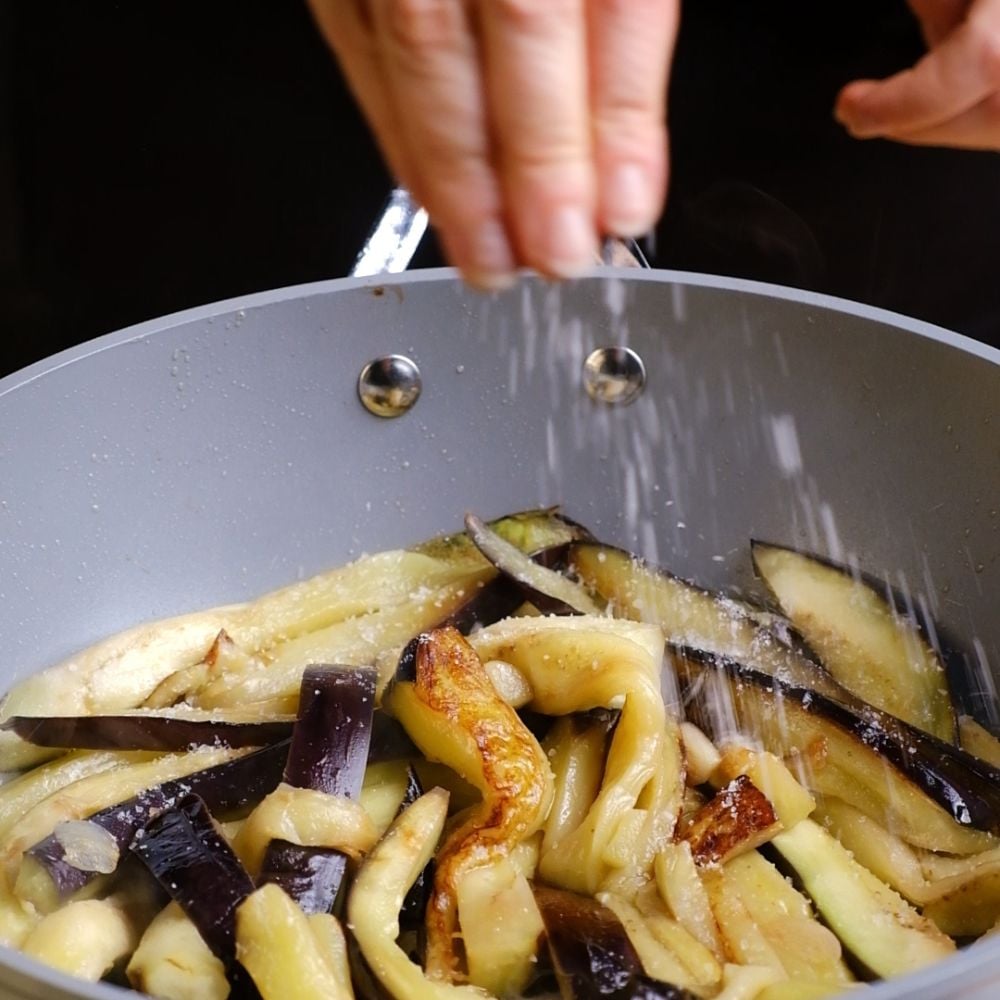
[304,1,412,187]
[907,0,972,46]
[369,1,514,288]
[309,0,677,283]
[587,0,679,238]
[836,0,1000,138]
[884,91,1000,148]
[479,0,597,277]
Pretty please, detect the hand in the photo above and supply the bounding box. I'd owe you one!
[306,1,679,288]
[836,0,1000,149]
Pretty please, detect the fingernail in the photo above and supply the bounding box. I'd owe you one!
[467,218,517,290]
[546,204,597,278]
[605,164,652,237]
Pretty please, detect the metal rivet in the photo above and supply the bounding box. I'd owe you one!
[358,355,422,418]
[583,347,646,405]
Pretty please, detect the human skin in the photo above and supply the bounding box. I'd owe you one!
[308,0,1000,287]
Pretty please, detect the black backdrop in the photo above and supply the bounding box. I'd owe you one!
[2,0,998,379]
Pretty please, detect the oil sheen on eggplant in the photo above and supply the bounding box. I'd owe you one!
[257,665,376,914]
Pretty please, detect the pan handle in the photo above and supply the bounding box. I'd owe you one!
[350,187,649,277]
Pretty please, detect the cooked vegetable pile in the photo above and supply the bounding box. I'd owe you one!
[0,508,998,1000]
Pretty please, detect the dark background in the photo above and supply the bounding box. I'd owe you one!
[1,0,998,380]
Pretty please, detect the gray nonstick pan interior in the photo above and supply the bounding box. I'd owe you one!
[0,268,997,999]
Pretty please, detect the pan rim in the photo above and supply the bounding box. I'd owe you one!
[2,268,997,400]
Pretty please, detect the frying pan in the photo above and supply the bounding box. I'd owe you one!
[0,250,997,998]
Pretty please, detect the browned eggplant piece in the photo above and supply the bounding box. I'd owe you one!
[131,793,255,971]
[464,513,602,615]
[681,775,780,865]
[533,884,695,1000]
[20,740,288,910]
[674,646,1000,849]
[2,713,294,752]
[750,541,956,742]
[258,665,376,914]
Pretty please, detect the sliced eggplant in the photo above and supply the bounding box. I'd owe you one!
[3,710,294,752]
[18,740,288,912]
[570,541,1000,819]
[20,895,140,982]
[131,793,256,974]
[681,775,780,866]
[464,616,674,898]
[465,513,602,615]
[127,900,230,1000]
[718,849,854,987]
[455,857,545,996]
[673,646,1000,852]
[568,543,850,705]
[533,883,695,1000]
[958,715,1000,769]
[751,541,956,742]
[235,884,352,1000]
[347,787,481,1000]
[769,819,955,979]
[382,627,554,981]
[258,665,376,915]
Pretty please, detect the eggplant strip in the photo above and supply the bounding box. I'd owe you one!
[236,884,353,1000]
[233,784,377,877]
[382,627,553,981]
[3,711,294,752]
[3,745,249,878]
[464,513,602,615]
[258,666,376,915]
[21,895,141,982]
[127,901,230,1000]
[751,541,956,742]
[0,509,582,770]
[674,646,999,852]
[769,819,955,979]
[466,617,674,896]
[189,580,488,712]
[131,793,256,973]
[18,741,287,912]
[347,788,482,1000]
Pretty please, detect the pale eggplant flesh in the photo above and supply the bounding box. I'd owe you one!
[750,540,957,743]
[258,665,376,914]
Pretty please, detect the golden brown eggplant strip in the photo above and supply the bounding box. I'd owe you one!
[382,627,553,982]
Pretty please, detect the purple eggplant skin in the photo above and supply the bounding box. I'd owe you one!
[533,883,695,1000]
[2,714,293,751]
[25,740,289,903]
[368,710,419,763]
[131,793,255,969]
[258,665,376,914]
[437,574,526,634]
[675,645,1000,834]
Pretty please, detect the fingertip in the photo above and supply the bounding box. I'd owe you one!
[441,217,519,291]
[535,203,599,280]
[835,80,883,136]
[601,163,660,239]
